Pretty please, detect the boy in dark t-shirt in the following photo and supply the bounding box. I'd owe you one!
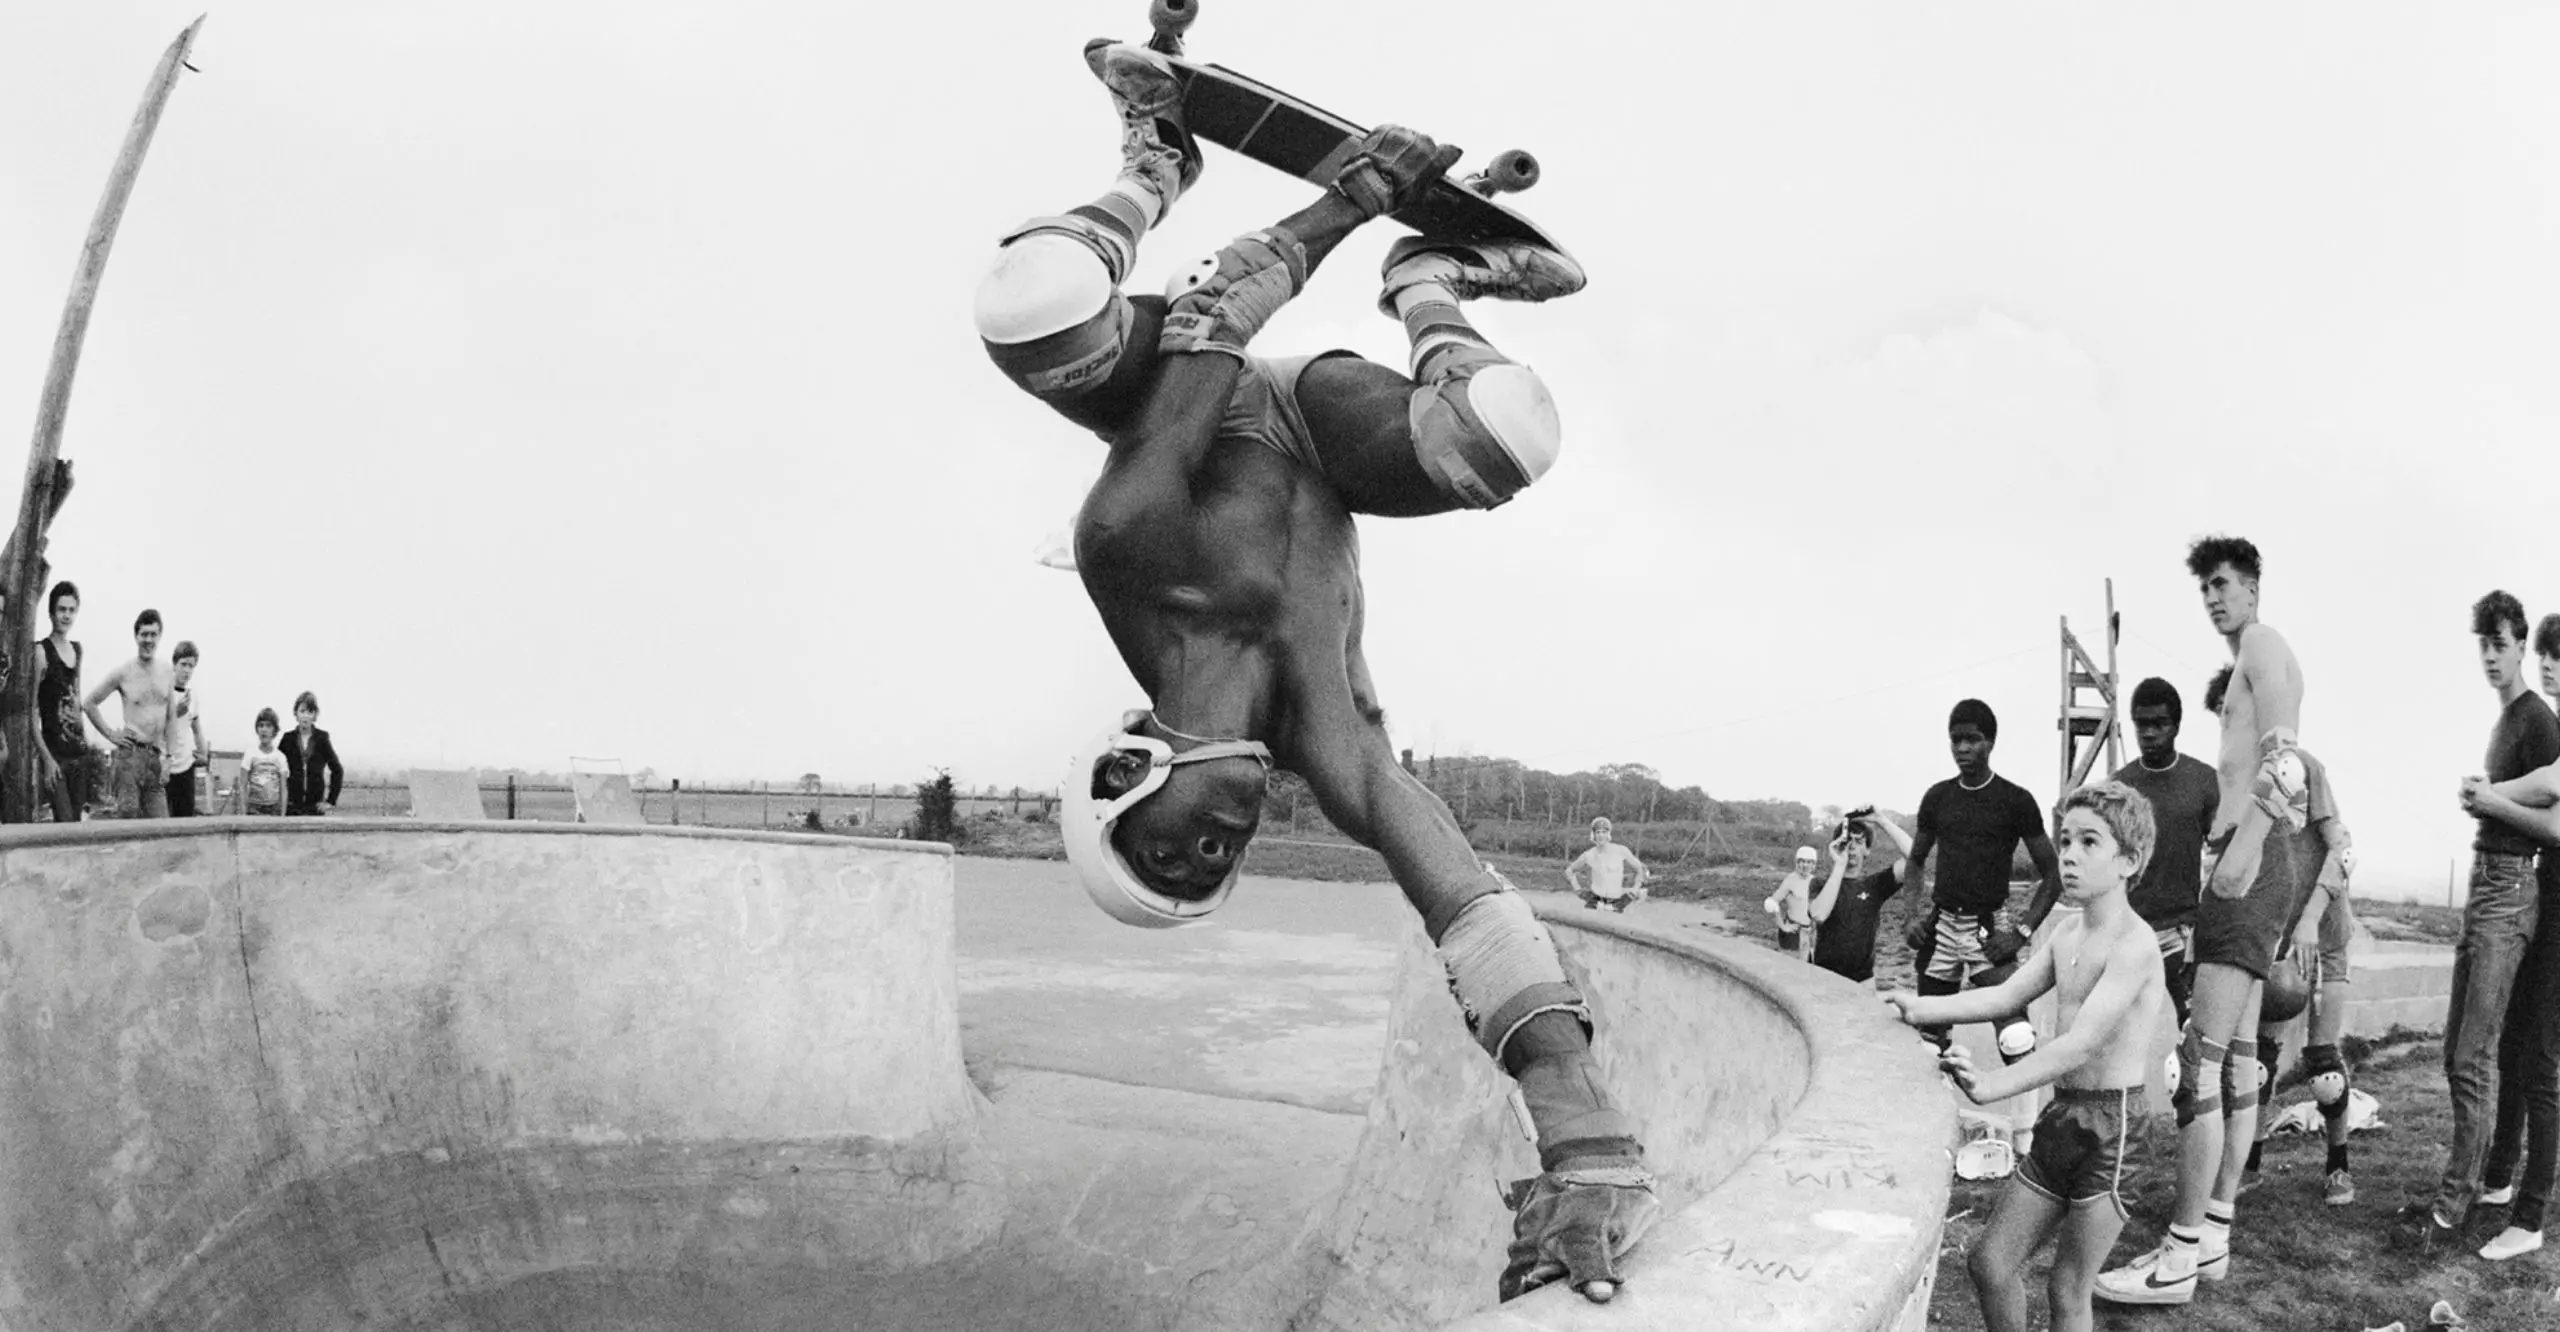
[1809,808,1914,984]
[1906,699,2064,1062]
[2110,676,2223,1030]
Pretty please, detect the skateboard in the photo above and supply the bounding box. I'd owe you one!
[1141,0,1567,256]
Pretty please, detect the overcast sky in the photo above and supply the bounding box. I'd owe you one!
[6,3,2556,899]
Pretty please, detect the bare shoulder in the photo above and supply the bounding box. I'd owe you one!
[2099,910,2164,974]
[2237,622,2299,672]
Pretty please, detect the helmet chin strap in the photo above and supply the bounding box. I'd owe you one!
[1141,711,1274,771]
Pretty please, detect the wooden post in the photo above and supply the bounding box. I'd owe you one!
[2,18,205,821]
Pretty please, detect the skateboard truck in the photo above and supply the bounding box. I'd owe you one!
[1460,149,1539,199]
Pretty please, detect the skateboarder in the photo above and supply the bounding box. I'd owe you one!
[971,41,1649,1304]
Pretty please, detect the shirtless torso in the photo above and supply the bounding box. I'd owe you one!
[88,654,172,749]
[2042,907,2169,1092]
[2213,622,2303,837]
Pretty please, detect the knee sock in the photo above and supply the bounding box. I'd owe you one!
[1391,282,1504,383]
[2327,1144,2349,1173]
[1057,185,1158,285]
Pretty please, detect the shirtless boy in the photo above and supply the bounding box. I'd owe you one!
[80,608,173,819]
[1887,780,2168,1332]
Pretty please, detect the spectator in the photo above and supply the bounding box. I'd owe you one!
[2109,676,2223,1033]
[281,690,343,816]
[1765,846,1817,956]
[80,608,173,819]
[162,641,206,817]
[1902,698,2062,1062]
[1807,808,1915,985]
[240,708,288,816]
[2464,609,2560,1260]
[1566,817,1646,912]
[34,580,88,821]
[2412,591,2560,1242]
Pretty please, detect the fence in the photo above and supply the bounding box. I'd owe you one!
[320,780,1055,833]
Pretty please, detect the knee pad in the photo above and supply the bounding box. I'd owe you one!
[2222,1039,2263,1115]
[1408,361,1562,510]
[2174,1026,2227,1127]
[976,222,1132,397]
[1996,1018,2038,1063]
[2303,1042,2350,1110]
[1159,228,1309,359]
[1436,886,1590,1064]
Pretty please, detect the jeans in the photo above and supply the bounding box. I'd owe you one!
[2485,874,2560,1230]
[43,747,88,822]
[106,742,168,819]
[2439,852,2541,1219]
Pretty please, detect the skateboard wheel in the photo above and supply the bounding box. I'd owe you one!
[1480,149,1539,195]
[1149,0,1198,40]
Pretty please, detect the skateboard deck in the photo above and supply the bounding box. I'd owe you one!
[1145,0,1565,256]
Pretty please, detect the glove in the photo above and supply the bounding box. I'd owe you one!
[1498,1160,1661,1302]
[1331,124,1463,218]
[1157,228,1309,357]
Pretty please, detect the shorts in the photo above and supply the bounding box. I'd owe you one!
[2015,1087,2144,1218]
[1580,890,1631,913]
[2194,826,2316,980]
[1924,907,2013,984]
[1218,352,1332,471]
[1776,926,1801,953]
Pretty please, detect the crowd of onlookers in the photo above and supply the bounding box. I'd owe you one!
[1576,539,2560,1327]
[24,580,342,819]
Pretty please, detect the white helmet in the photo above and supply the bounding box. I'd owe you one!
[1062,710,1274,928]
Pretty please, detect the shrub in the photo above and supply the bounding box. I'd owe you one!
[908,770,966,845]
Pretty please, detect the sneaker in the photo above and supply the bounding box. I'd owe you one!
[1377,237,1587,315]
[1083,40,1201,207]
[2094,1241,2201,1306]
[2481,1184,2517,1207]
[2197,1229,2232,1282]
[2326,1169,2356,1206]
[2480,1226,2544,1261]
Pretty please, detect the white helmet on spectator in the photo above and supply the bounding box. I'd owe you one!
[1062,709,1273,928]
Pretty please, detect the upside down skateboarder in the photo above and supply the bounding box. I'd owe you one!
[970,38,1656,1303]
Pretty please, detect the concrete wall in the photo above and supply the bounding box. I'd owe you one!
[1305,903,1953,1332]
[0,825,1960,1332]
[0,821,976,1332]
